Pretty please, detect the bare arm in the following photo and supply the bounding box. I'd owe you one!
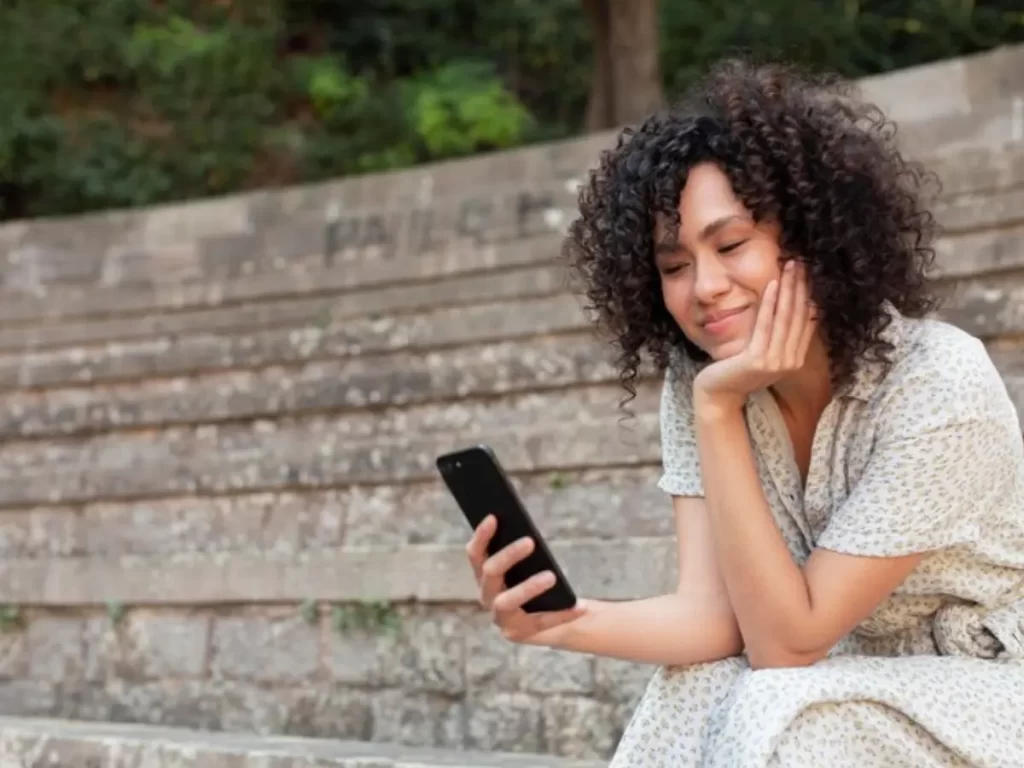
[532,496,743,666]
[694,402,923,669]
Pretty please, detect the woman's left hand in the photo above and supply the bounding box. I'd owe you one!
[693,260,817,412]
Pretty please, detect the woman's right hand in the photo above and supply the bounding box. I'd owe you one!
[466,514,586,644]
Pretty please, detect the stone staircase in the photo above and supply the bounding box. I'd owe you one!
[0,44,1022,766]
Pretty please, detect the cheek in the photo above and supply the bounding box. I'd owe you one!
[736,250,783,297]
[661,280,701,335]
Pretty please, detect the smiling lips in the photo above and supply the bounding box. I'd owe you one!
[700,305,750,333]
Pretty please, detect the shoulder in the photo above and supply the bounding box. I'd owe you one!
[660,347,697,408]
[874,316,1015,425]
[864,315,1024,448]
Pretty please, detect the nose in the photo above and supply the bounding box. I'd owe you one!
[692,255,731,303]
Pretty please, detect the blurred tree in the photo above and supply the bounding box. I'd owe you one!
[582,0,665,130]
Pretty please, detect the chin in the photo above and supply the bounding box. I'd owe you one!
[704,337,747,360]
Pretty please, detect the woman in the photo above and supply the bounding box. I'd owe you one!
[464,59,1024,765]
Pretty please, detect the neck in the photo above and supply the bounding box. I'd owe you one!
[769,334,832,421]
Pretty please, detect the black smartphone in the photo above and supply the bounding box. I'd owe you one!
[435,444,577,613]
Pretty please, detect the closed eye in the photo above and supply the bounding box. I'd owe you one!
[719,240,747,254]
[660,263,689,275]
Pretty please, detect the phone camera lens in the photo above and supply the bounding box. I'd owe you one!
[455,461,461,468]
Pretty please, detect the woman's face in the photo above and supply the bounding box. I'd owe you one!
[654,162,786,361]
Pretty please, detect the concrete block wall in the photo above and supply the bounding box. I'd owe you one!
[0,44,1022,762]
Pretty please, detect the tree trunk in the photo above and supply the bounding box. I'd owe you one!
[582,0,664,132]
[582,0,614,132]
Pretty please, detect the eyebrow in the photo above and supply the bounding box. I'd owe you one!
[654,214,746,256]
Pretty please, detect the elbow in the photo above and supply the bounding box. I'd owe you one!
[744,641,827,671]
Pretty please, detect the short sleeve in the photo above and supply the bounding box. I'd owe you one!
[657,353,705,497]
[817,342,1019,557]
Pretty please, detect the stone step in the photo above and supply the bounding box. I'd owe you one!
[0,465,673,561]
[1,330,1022,508]
[0,537,675,606]
[1,283,1023,441]
[0,331,619,439]
[0,136,1021,332]
[0,260,570,353]
[0,250,1022,397]
[0,717,607,768]
[0,392,663,508]
[0,228,562,326]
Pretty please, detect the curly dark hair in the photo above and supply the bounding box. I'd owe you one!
[564,57,941,411]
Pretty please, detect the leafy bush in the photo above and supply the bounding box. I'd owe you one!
[0,0,1021,221]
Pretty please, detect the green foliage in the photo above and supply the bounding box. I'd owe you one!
[106,600,127,625]
[411,61,535,156]
[658,0,1024,96]
[299,599,319,625]
[0,0,1022,221]
[0,605,23,633]
[331,601,402,636]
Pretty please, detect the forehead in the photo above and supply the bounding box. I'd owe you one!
[679,163,745,218]
[653,163,749,243]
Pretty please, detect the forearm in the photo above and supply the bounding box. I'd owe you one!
[529,593,743,666]
[694,403,819,664]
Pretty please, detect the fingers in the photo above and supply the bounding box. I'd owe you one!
[493,570,586,641]
[466,515,496,581]
[797,302,819,359]
[747,277,778,355]
[767,260,797,362]
[492,569,555,617]
[782,261,811,366]
[530,602,587,632]
[480,534,534,608]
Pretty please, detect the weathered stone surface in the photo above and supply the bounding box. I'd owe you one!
[1,227,1021,395]
[857,43,1024,123]
[0,261,569,354]
[0,382,662,504]
[518,646,594,696]
[593,657,655,706]
[0,226,565,326]
[0,468,672,560]
[209,613,319,684]
[0,538,677,605]
[0,130,1019,330]
[0,292,589,391]
[80,491,346,557]
[935,271,1024,338]
[888,96,1024,153]
[0,631,29,679]
[326,606,468,695]
[541,697,621,759]
[0,507,81,557]
[465,692,543,754]
[930,141,1024,197]
[932,185,1024,234]
[26,617,84,682]
[0,716,607,767]
[0,683,56,716]
[933,226,1024,279]
[370,690,465,749]
[0,332,623,439]
[121,613,210,679]
[464,619,520,693]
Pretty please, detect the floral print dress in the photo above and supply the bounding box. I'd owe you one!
[610,309,1024,767]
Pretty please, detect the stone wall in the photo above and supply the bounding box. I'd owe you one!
[0,717,606,768]
[0,44,1022,762]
